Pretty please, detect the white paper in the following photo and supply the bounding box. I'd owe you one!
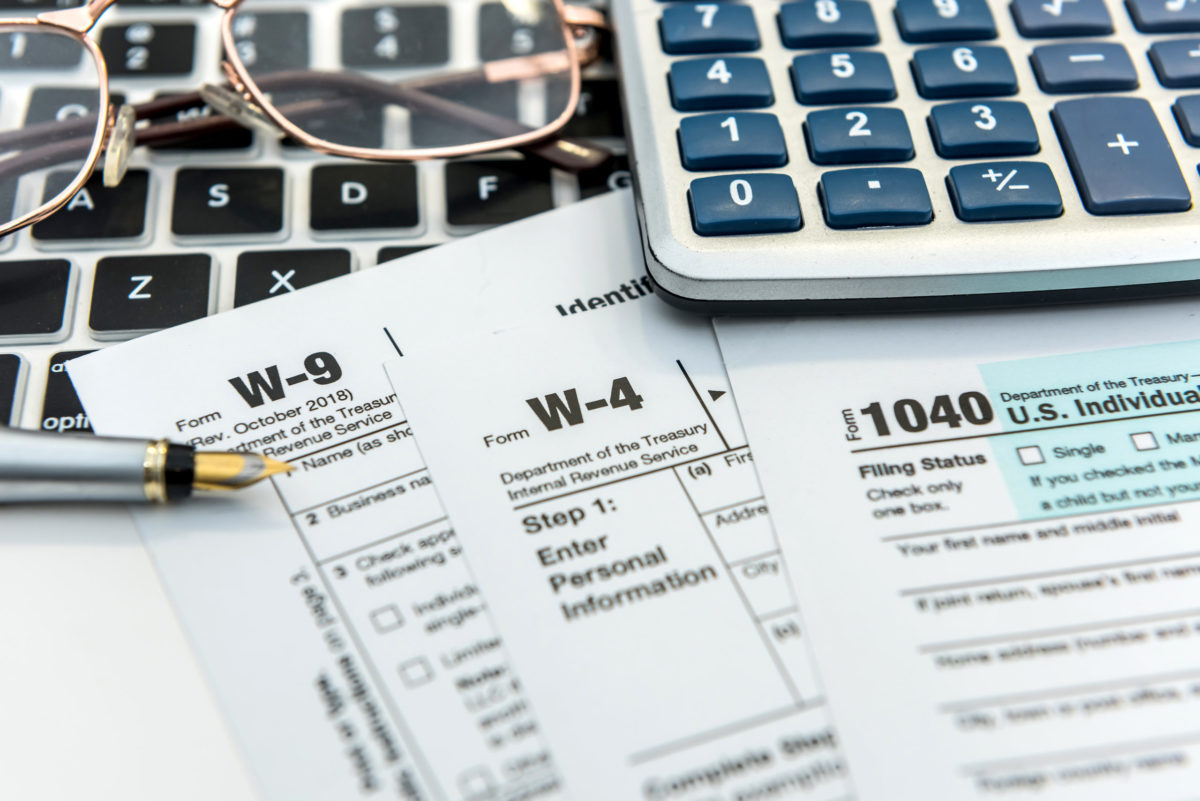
[715,302,1200,800]
[67,194,656,801]
[383,296,848,801]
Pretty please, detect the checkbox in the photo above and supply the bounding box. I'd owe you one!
[1131,432,1159,452]
[370,605,404,634]
[398,657,433,688]
[1017,446,1044,466]
[458,767,495,799]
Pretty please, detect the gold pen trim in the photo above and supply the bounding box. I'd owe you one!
[142,438,169,503]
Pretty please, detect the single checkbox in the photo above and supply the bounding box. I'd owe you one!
[1131,432,1159,452]
[369,605,404,634]
[1017,445,1044,466]
[398,656,433,688]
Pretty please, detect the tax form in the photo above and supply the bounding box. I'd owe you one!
[383,297,845,801]
[66,192,846,801]
[715,303,1200,800]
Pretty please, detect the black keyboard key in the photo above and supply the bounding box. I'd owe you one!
[479,1,564,60]
[99,22,196,76]
[1052,96,1191,214]
[378,246,432,264]
[280,94,384,150]
[42,351,93,433]
[89,254,212,336]
[228,10,309,72]
[172,168,284,236]
[410,82,516,148]
[0,259,72,338]
[32,170,149,241]
[234,249,351,307]
[0,354,21,426]
[310,164,418,231]
[579,155,631,199]
[445,160,553,226]
[0,30,83,70]
[148,94,253,151]
[341,5,449,67]
[24,87,118,126]
[557,79,625,139]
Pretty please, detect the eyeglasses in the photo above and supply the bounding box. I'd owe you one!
[0,0,609,238]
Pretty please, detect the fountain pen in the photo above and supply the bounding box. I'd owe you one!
[0,427,293,504]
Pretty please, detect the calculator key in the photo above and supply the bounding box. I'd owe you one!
[1030,42,1138,92]
[660,4,760,54]
[1149,39,1200,87]
[228,10,309,72]
[171,168,284,236]
[929,101,1040,156]
[0,354,20,426]
[310,164,419,231]
[0,259,71,338]
[234,250,352,308]
[805,107,914,163]
[578,154,632,199]
[41,351,92,434]
[669,57,774,110]
[342,5,449,67]
[689,173,802,235]
[147,94,253,151]
[894,0,997,42]
[1010,0,1113,36]
[98,23,195,76]
[1051,96,1191,214]
[819,168,933,227]
[1172,94,1200,144]
[0,31,82,70]
[679,113,788,169]
[89,254,211,335]
[378,246,432,265]
[32,170,149,241]
[1126,0,1200,32]
[948,162,1063,221]
[791,50,895,104]
[479,1,564,60]
[445,160,553,226]
[911,46,1017,98]
[778,0,879,47]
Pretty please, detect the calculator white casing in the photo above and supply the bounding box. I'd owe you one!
[608,0,1200,312]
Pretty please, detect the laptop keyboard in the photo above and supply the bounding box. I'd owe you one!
[0,0,627,434]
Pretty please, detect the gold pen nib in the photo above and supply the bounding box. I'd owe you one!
[192,452,294,492]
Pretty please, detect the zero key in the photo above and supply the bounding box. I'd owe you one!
[1051,97,1191,214]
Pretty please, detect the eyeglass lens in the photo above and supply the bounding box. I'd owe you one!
[0,24,104,234]
[229,0,576,151]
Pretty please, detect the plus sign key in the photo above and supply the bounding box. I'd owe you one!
[1051,97,1190,214]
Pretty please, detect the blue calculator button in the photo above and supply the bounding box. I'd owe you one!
[894,0,997,42]
[1030,42,1138,92]
[669,57,774,111]
[929,101,1040,157]
[660,4,760,55]
[1172,94,1200,144]
[911,45,1018,98]
[791,50,895,104]
[1126,0,1200,32]
[948,161,1063,221]
[805,107,914,163]
[819,168,933,227]
[1052,96,1191,214]
[679,113,788,169]
[1010,0,1113,36]
[778,0,879,47]
[690,173,802,235]
[1149,39,1200,87]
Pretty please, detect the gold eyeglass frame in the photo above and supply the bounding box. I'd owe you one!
[0,0,607,239]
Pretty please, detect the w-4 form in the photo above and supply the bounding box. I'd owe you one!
[386,298,846,801]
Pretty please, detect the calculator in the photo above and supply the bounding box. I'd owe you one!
[609,0,1200,311]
